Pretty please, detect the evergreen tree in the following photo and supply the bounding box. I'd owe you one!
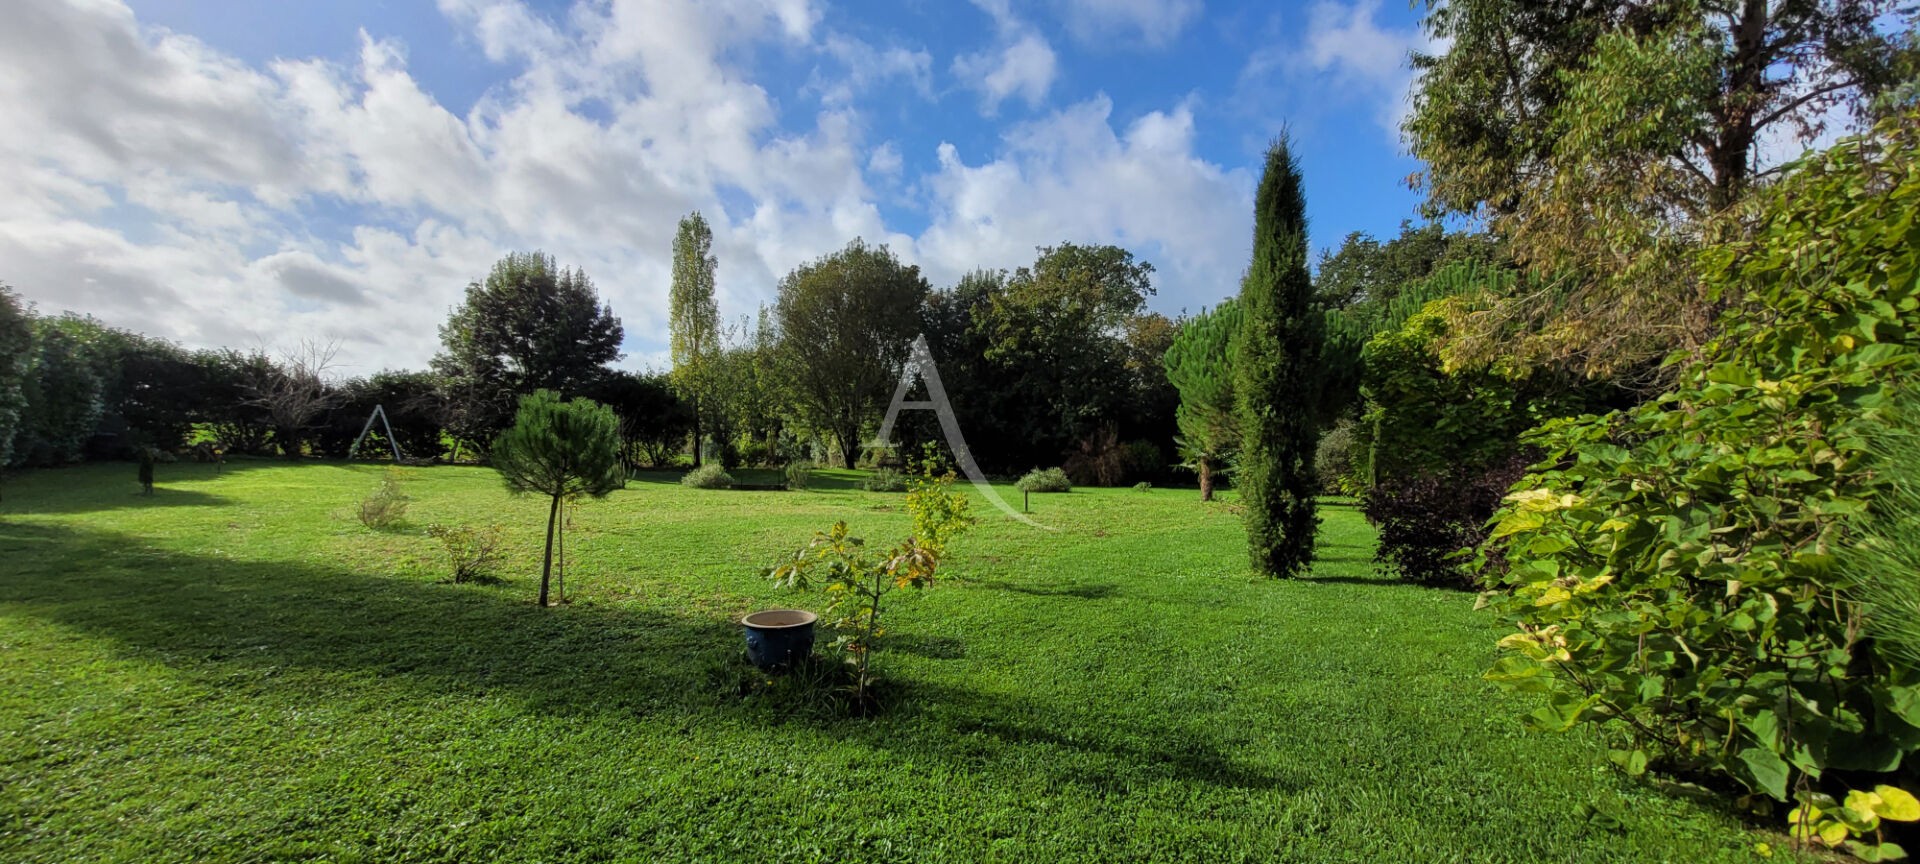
[1234,137,1324,578]
[668,213,720,467]
[0,286,32,496]
[1164,300,1240,502]
[491,390,625,607]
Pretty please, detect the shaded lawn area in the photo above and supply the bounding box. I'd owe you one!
[0,462,1765,862]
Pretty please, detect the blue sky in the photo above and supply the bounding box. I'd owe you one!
[1,0,1437,372]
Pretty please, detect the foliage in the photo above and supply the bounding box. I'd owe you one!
[668,212,722,466]
[357,468,411,531]
[1016,467,1072,494]
[1363,452,1531,589]
[588,370,692,469]
[1063,425,1129,487]
[783,459,814,491]
[1843,403,1920,669]
[0,285,31,476]
[680,463,734,490]
[1312,418,1361,496]
[773,239,929,469]
[1165,300,1240,501]
[1482,116,1920,812]
[136,448,155,495]
[860,467,906,492]
[193,349,279,455]
[1789,785,1920,859]
[1314,220,1500,311]
[765,521,940,707]
[1234,136,1323,578]
[244,341,342,459]
[1406,0,1912,377]
[490,390,624,607]
[318,371,447,461]
[433,252,623,447]
[12,324,104,467]
[905,467,974,561]
[425,522,507,584]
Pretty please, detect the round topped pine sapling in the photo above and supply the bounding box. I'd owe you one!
[491,390,625,607]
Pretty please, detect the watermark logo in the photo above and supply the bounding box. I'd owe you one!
[871,335,1051,529]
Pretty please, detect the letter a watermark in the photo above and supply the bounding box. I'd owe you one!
[872,335,1051,529]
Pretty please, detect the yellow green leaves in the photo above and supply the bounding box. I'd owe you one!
[1788,786,1920,860]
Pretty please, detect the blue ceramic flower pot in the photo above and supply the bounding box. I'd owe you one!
[742,609,817,671]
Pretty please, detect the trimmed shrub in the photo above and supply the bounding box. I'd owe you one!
[1016,467,1072,493]
[784,459,814,491]
[681,463,734,489]
[1313,418,1361,495]
[861,467,906,492]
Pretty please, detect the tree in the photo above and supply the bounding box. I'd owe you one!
[773,239,930,469]
[1164,300,1241,501]
[12,324,104,467]
[1234,137,1323,578]
[1313,221,1498,311]
[587,370,691,470]
[491,390,625,607]
[0,285,32,491]
[668,213,721,467]
[1405,0,1915,377]
[194,349,279,455]
[246,340,342,459]
[434,252,623,448]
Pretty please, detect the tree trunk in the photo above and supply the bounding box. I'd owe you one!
[539,493,560,607]
[1199,457,1214,502]
[838,427,859,470]
[690,397,703,468]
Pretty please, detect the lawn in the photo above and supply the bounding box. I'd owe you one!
[0,461,1765,862]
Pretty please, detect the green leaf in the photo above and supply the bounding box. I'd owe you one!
[1874,786,1920,822]
[1740,746,1792,801]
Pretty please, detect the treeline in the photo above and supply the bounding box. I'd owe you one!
[0,236,1180,486]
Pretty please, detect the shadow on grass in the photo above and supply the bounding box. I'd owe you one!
[0,482,232,515]
[0,521,1295,796]
[973,578,1121,600]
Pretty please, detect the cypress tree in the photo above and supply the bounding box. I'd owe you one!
[1234,136,1324,577]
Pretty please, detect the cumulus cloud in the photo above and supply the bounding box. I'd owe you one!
[0,0,1256,372]
[1052,0,1202,48]
[1240,0,1433,142]
[952,0,1058,115]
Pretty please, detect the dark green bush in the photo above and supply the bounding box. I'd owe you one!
[784,460,814,491]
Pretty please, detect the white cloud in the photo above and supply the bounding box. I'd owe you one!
[1052,0,1202,48]
[1239,0,1432,142]
[916,95,1253,310]
[952,1,1058,115]
[0,0,1256,373]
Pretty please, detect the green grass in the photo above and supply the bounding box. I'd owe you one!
[0,461,1767,862]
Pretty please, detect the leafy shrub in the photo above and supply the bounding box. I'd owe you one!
[357,468,410,530]
[1362,452,1530,589]
[1313,418,1361,494]
[906,468,974,560]
[681,463,734,489]
[426,523,506,583]
[861,467,906,492]
[766,521,942,710]
[1016,467,1072,493]
[1483,117,1920,817]
[1122,439,1164,484]
[784,459,814,491]
[1132,481,1153,492]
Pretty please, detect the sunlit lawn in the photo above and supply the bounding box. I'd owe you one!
[0,460,1766,862]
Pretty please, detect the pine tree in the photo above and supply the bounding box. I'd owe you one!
[1234,136,1324,577]
[491,390,625,607]
[668,213,720,467]
[1163,299,1241,502]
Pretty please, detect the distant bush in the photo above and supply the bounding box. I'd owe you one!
[1122,440,1164,484]
[1314,419,1362,495]
[1362,453,1528,589]
[681,463,734,489]
[784,460,814,491]
[861,467,906,492]
[1016,467,1072,493]
[357,468,410,530]
[426,523,506,583]
[739,438,771,467]
[1131,481,1153,492]
[1063,426,1126,487]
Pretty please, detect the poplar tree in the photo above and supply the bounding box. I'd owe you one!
[1234,137,1323,578]
[668,213,720,466]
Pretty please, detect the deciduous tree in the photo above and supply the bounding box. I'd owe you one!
[668,213,721,466]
